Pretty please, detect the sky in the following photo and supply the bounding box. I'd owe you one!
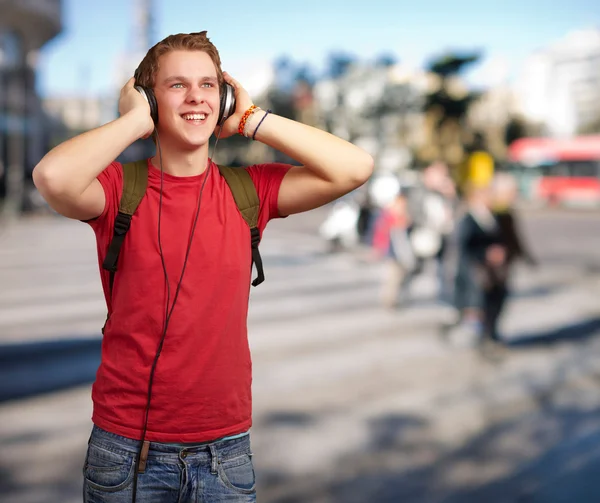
[37,0,600,98]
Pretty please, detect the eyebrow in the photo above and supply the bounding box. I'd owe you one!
[162,75,218,85]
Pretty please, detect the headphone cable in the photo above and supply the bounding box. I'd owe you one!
[130,128,223,502]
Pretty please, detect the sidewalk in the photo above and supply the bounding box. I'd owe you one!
[2,210,600,502]
[3,311,600,503]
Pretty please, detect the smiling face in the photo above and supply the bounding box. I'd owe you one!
[153,50,221,150]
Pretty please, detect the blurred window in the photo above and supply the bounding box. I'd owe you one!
[0,30,22,69]
[547,163,570,176]
[569,161,599,177]
[534,161,599,178]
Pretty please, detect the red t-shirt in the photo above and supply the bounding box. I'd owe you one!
[86,158,290,442]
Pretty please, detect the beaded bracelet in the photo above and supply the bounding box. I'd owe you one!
[251,109,272,140]
[242,107,261,137]
[238,105,258,136]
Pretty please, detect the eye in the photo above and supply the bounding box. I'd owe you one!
[202,82,214,88]
[171,83,184,89]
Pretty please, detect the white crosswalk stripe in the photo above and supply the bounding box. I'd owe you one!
[0,218,449,344]
[1,216,597,349]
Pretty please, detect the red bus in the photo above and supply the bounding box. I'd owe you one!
[507,135,600,207]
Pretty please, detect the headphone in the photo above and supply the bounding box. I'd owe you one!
[133,69,236,127]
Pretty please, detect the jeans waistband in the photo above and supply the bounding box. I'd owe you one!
[89,425,250,458]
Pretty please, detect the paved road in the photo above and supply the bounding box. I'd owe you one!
[1,208,600,502]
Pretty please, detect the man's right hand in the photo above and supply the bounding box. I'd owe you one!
[33,77,157,221]
[118,77,155,139]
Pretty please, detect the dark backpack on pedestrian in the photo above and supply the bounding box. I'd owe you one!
[101,160,265,295]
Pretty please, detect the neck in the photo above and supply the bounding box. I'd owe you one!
[151,139,210,177]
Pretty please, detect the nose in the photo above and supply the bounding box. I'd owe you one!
[186,85,204,104]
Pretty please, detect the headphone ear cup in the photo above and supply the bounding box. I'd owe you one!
[133,65,158,126]
[146,88,159,125]
[135,86,159,125]
[218,83,236,127]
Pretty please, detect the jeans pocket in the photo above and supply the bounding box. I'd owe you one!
[84,443,135,493]
[217,451,256,495]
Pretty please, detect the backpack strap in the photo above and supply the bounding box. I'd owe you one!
[102,159,148,292]
[217,165,264,287]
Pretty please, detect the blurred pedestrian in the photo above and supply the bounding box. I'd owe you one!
[448,183,497,345]
[405,161,457,301]
[491,172,537,269]
[448,174,537,356]
[481,173,537,346]
[372,191,415,308]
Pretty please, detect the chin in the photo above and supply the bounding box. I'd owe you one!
[178,132,212,150]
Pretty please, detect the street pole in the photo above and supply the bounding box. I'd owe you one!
[0,67,4,209]
[2,65,25,219]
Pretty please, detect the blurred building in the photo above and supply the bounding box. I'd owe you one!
[515,28,600,137]
[0,0,63,212]
[313,62,426,173]
[43,96,114,132]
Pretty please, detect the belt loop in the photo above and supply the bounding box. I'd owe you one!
[138,441,150,474]
[209,444,219,474]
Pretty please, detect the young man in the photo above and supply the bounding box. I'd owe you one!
[32,32,373,502]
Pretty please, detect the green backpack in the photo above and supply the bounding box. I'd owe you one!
[101,160,265,294]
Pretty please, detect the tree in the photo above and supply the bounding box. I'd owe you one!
[326,52,357,79]
[374,53,398,68]
[421,51,482,165]
[293,64,317,87]
[272,55,296,93]
[427,52,480,78]
[504,116,528,146]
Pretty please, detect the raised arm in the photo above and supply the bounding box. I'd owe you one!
[220,72,374,216]
[32,78,154,220]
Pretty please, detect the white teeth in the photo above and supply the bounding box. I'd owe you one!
[182,113,206,121]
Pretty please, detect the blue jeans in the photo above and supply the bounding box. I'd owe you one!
[83,425,256,502]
